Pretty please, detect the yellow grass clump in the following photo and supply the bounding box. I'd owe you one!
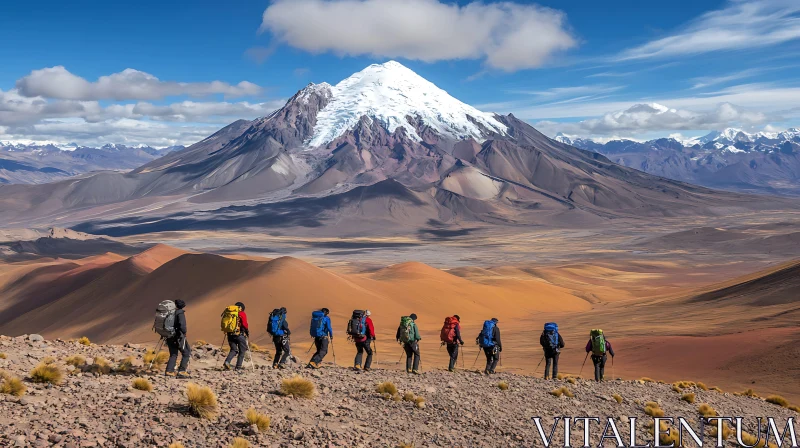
[681,393,696,404]
[403,391,415,402]
[672,384,683,393]
[612,394,623,404]
[0,353,6,359]
[392,393,402,402]
[245,407,270,431]
[376,381,398,396]
[229,438,250,448]
[647,421,680,447]
[739,430,778,448]
[735,389,758,397]
[498,381,509,391]
[116,357,135,373]
[89,357,112,375]
[280,375,315,399]
[709,423,734,441]
[41,356,56,365]
[414,396,426,409]
[65,355,86,367]
[640,377,655,383]
[549,386,574,398]
[765,395,789,408]
[132,378,152,392]
[144,350,169,370]
[194,340,207,347]
[698,403,717,418]
[788,405,800,413]
[645,403,665,418]
[186,383,218,420]
[696,382,709,391]
[78,336,91,346]
[710,386,723,392]
[566,377,577,385]
[0,371,26,397]
[30,363,63,385]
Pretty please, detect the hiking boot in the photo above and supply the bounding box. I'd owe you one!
[363,367,371,372]
[235,369,245,375]
[353,364,362,371]
[222,363,232,371]
[277,364,287,369]
[165,371,176,377]
[406,369,412,374]
[176,371,191,379]
[411,369,421,375]
[272,364,279,370]
[306,362,316,369]
[483,370,490,375]
[448,368,455,372]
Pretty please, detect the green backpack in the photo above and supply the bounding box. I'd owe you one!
[590,329,606,356]
[398,316,414,343]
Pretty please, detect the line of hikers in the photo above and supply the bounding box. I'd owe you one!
[152,301,615,381]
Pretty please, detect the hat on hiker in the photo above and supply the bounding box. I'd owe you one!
[175,300,186,309]
[453,314,460,321]
[410,313,418,320]
[321,308,330,315]
[235,301,245,311]
[491,317,498,322]
[365,310,371,316]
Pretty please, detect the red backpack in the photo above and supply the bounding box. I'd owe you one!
[440,316,458,344]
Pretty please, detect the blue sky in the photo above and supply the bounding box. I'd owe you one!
[1,0,799,146]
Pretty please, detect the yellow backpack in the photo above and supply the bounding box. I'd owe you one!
[221,305,241,334]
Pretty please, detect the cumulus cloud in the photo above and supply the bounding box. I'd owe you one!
[534,102,769,138]
[259,0,576,71]
[617,0,800,61]
[16,66,263,101]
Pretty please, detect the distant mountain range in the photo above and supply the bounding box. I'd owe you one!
[0,142,183,184]
[555,127,800,195]
[0,62,794,235]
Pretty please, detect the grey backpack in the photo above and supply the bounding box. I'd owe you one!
[153,300,177,338]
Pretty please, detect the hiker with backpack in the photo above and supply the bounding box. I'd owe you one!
[396,314,421,374]
[307,308,333,369]
[440,315,464,372]
[585,329,615,381]
[267,307,292,369]
[350,309,375,371]
[477,318,502,374]
[154,299,191,378]
[539,322,565,380]
[222,302,250,372]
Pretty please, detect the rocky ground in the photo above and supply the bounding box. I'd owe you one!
[0,335,798,448]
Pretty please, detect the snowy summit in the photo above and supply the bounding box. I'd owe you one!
[306,61,507,147]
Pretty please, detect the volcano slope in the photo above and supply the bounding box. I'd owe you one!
[0,61,795,236]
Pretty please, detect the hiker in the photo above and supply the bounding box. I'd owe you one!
[477,318,502,374]
[351,310,376,371]
[396,313,421,374]
[222,302,250,372]
[267,307,292,369]
[440,315,464,371]
[539,322,565,379]
[165,299,191,378]
[585,329,615,381]
[307,308,333,369]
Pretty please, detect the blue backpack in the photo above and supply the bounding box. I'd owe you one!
[267,309,285,336]
[310,310,326,338]
[478,320,496,348]
[544,322,559,352]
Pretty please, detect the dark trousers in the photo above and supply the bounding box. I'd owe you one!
[446,343,459,370]
[354,339,373,369]
[310,337,329,364]
[483,346,499,373]
[404,341,420,371]
[592,354,607,381]
[273,335,291,365]
[544,353,559,379]
[165,336,191,373]
[224,334,247,369]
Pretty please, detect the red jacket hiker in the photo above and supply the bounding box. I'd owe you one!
[238,310,249,336]
[355,316,375,342]
[353,311,375,370]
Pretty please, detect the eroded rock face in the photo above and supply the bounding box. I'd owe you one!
[0,336,797,447]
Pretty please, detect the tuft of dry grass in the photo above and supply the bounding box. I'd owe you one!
[640,377,655,383]
[168,444,185,448]
[710,386,723,393]
[672,384,683,393]
[681,393,696,404]
[556,373,564,380]
[41,356,56,365]
[739,430,778,448]
[116,357,135,373]
[788,405,800,413]
[280,375,315,399]
[735,388,758,397]
[65,355,86,367]
[245,407,271,431]
[709,423,734,441]
[498,381,509,391]
[89,357,112,375]
[229,438,250,448]
[78,336,91,346]
[30,363,63,385]
[645,403,665,418]
[696,382,708,391]
[612,394,623,404]
[698,403,717,418]
[391,393,402,402]
[549,386,574,398]
[415,397,426,409]
[647,421,680,447]
[765,395,789,408]
[376,381,398,396]
[0,353,6,359]
[132,378,152,392]
[186,383,218,420]
[194,340,207,347]
[403,391,415,402]
[143,350,169,370]
[566,377,577,384]
[0,371,26,397]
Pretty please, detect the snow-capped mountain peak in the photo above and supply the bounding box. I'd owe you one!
[306,60,507,148]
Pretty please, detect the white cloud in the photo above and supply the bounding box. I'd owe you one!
[260,0,576,71]
[16,66,263,101]
[617,0,800,61]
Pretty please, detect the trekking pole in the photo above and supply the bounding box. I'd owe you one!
[578,352,589,376]
[533,355,545,375]
[306,340,315,353]
[148,337,165,371]
[330,338,337,365]
[460,345,465,369]
[471,349,482,369]
[373,339,378,366]
[612,356,615,381]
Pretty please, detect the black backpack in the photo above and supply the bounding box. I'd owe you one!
[347,310,366,337]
